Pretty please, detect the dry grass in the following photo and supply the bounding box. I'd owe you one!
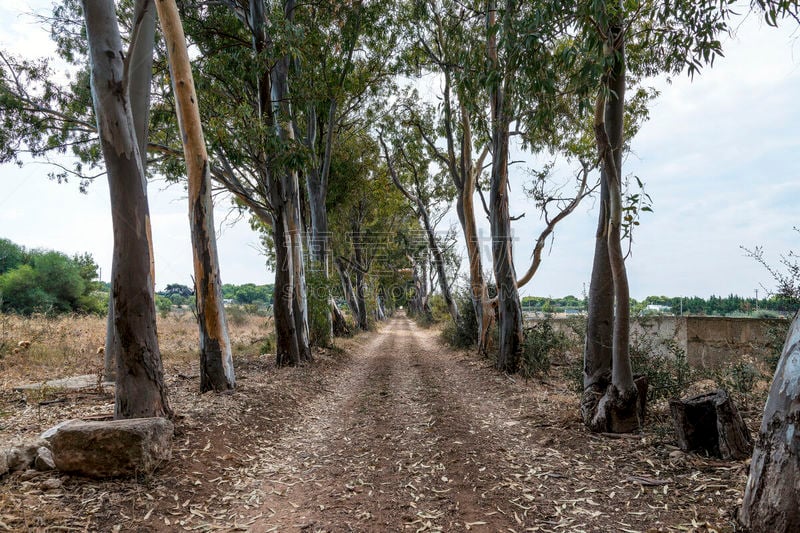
[0,310,273,389]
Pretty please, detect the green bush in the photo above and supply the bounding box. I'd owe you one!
[0,265,55,314]
[707,361,760,398]
[0,240,104,315]
[765,320,790,371]
[520,319,566,379]
[226,304,249,326]
[155,295,172,318]
[428,294,450,323]
[307,269,333,347]
[630,333,692,402]
[260,334,275,355]
[441,291,479,349]
[0,238,25,275]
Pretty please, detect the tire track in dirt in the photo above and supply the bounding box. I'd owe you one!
[251,316,523,531]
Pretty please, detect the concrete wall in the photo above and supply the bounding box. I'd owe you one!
[535,315,789,369]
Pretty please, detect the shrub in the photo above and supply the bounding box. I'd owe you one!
[520,319,567,379]
[260,334,275,355]
[428,294,450,323]
[440,290,479,349]
[765,320,790,371]
[155,295,172,318]
[306,269,333,347]
[225,304,250,326]
[706,360,760,397]
[629,332,693,402]
[0,265,56,314]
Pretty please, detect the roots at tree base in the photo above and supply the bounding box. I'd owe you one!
[581,376,648,433]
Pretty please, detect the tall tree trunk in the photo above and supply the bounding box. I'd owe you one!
[103,0,155,381]
[305,100,336,343]
[583,7,640,433]
[454,100,493,353]
[581,172,614,421]
[353,249,369,331]
[82,0,170,419]
[272,0,311,363]
[273,211,302,365]
[335,257,360,327]
[487,0,523,373]
[740,311,800,532]
[155,0,235,392]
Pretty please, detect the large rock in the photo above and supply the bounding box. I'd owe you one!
[44,417,174,478]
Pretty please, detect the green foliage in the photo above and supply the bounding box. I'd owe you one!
[31,251,84,311]
[441,291,479,350]
[0,265,54,314]
[0,238,25,275]
[0,240,103,315]
[220,283,273,306]
[307,268,333,348]
[225,305,249,326]
[427,294,450,323]
[520,320,568,379]
[629,331,693,402]
[155,295,172,319]
[765,320,791,371]
[260,334,275,355]
[726,362,759,395]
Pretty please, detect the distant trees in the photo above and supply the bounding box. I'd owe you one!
[0,238,103,314]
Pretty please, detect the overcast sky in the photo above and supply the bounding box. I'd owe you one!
[1,2,799,299]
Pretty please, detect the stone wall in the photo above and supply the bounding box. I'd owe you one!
[539,315,789,369]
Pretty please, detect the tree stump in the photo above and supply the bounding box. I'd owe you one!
[669,389,753,460]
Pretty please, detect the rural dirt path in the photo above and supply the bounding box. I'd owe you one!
[252,315,532,531]
[1,313,750,532]
[246,315,747,532]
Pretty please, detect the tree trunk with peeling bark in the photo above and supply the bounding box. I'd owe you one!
[155,0,235,392]
[740,311,800,531]
[487,0,523,373]
[82,0,171,419]
[103,0,155,382]
[335,257,361,328]
[582,8,641,433]
[272,2,311,364]
[273,211,302,365]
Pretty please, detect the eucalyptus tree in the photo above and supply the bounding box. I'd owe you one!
[0,0,236,392]
[740,3,800,528]
[80,0,170,418]
[0,0,156,382]
[289,0,399,344]
[328,132,411,330]
[401,0,594,361]
[395,0,493,348]
[571,0,736,432]
[378,122,459,323]
[163,1,311,365]
[154,0,235,391]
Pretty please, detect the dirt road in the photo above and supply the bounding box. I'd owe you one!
[1,314,749,532]
[247,315,743,532]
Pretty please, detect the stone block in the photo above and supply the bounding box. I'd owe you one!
[44,417,173,478]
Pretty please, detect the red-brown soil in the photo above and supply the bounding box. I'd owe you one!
[1,315,753,532]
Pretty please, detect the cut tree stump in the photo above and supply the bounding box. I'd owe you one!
[669,389,753,460]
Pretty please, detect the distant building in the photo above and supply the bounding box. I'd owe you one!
[645,304,673,314]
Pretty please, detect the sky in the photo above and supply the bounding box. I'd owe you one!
[1,2,799,300]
